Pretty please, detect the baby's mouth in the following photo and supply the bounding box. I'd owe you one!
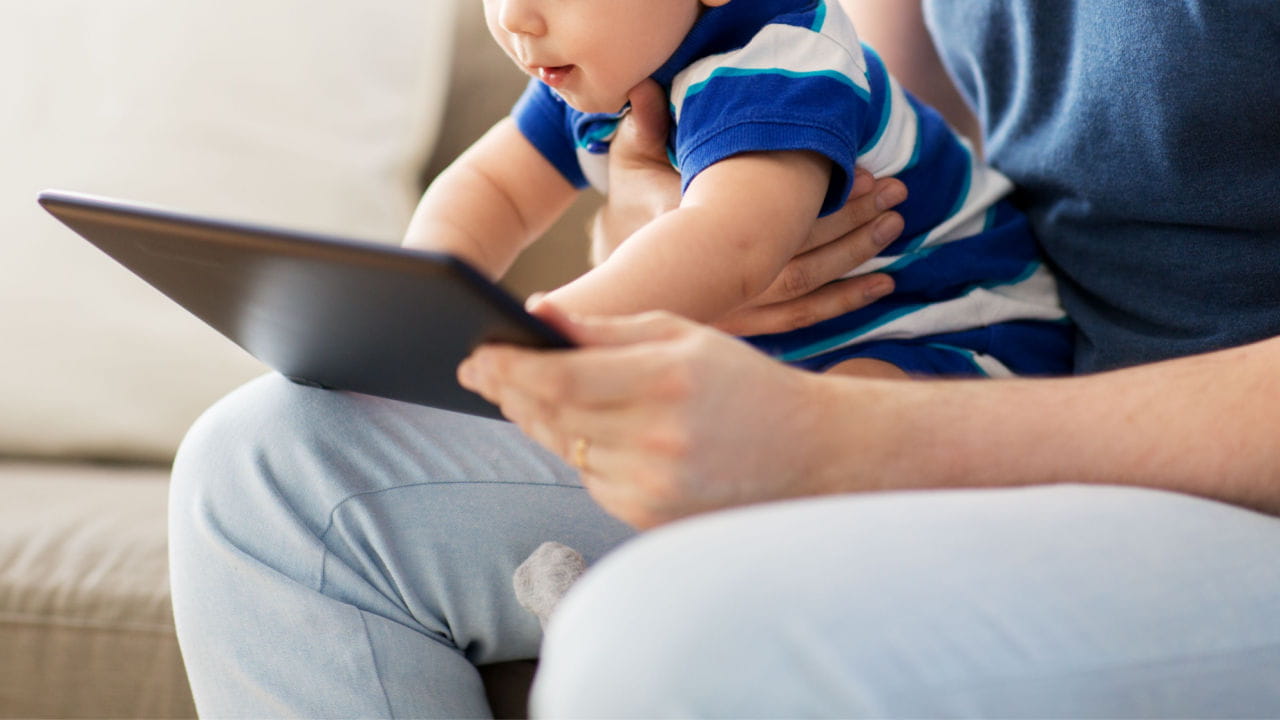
[537,65,575,87]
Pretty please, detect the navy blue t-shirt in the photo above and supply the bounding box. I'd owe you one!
[925,1,1280,373]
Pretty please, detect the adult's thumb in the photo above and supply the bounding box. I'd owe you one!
[528,296,687,349]
[613,79,671,166]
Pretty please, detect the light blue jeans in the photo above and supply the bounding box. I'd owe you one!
[170,374,1280,718]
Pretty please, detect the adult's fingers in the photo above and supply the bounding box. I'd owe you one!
[802,174,907,253]
[589,79,681,265]
[725,176,903,326]
[463,351,686,513]
[511,398,670,480]
[461,344,646,408]
[579,467,668,529]
[461,309,704,412]
[615,79,671,164]
[715,273,895,337]
[476,381,649,467]
[753,209,903,310]
[581,466,670,527]
[459,331,691,410]
[527,301,690,349]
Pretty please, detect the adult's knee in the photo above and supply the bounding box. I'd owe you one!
[532,487,1280,718]
[171,374,325,533]
[529,522,715,717]
[529,504,895,718]
[170,372,431,524]
[531,495,1015,717]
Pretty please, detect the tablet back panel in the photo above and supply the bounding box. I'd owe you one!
[38,190,570,419]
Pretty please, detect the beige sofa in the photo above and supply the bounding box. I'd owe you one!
[0,3,589,717]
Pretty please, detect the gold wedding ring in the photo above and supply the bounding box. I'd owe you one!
[570,436,591,472]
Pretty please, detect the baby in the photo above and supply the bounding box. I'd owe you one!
[404,0,1072,378]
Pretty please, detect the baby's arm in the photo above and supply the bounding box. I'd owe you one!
[403,118,578,280]
[543,150,830,322]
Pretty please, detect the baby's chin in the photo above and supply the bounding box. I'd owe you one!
[555,89,629,115]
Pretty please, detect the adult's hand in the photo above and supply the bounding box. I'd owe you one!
[715,171,906,337]
[458,304,887,529]
[588,80,683,267]
[595,80,910,338]
[460,308,1280,529]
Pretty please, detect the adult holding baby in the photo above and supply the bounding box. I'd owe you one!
[170,0,1280,717]
[472,1,1280,716]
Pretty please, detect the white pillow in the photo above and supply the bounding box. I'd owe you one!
[0,0,457,462]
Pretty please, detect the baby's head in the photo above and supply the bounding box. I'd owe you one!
[483,0,731,114]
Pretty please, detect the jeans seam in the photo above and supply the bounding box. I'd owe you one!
[315,480,589,594]
[358,609,397,718]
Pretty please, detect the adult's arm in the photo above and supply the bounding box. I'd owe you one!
[809,336,1280,516]
[460,310,1280,529]
[841,0,983,152]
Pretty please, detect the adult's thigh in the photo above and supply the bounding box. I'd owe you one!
[170,374,633,717]
[535,485,1280,718]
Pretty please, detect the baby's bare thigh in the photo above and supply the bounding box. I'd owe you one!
[824,356,909,379]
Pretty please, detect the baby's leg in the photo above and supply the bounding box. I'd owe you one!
[796,320,1074,381]
[824,356,909,379]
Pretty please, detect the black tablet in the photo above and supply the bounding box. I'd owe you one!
[38,190,572,420]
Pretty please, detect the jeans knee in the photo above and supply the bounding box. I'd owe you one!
[173,375,292,512]
[531,515,805,717]
[168,373,354,562]
[533,488,1279,718]
[529,494,1004,717]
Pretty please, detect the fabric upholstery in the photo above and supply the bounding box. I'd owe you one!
[0,462,190,718]
[0,0,456,462]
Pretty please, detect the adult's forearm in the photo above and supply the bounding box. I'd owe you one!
[806,337,1280,515]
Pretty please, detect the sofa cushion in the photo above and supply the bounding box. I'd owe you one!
[0,0,457,463]
[0,461,539,718]
[0,461,190,718]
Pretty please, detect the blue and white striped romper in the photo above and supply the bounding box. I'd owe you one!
[513,0,1073,377]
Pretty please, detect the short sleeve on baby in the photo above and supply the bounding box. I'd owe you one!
[511,79,590,190]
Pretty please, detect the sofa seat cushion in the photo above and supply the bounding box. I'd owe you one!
[0,461,193,718]
[0,462,542,718]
